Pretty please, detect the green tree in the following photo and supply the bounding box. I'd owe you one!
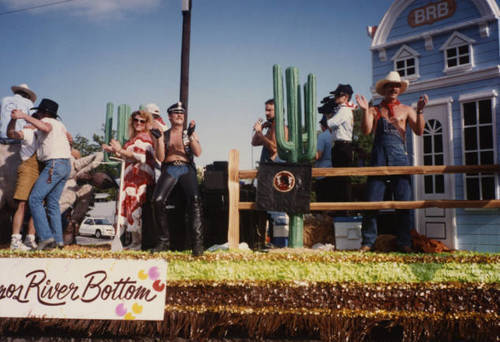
[72,134,101,156]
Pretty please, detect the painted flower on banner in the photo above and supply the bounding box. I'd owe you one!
[115,266,165,319]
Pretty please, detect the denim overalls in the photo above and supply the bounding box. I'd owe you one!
[361,114,412,248]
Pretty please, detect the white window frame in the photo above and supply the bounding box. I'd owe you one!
[459,90,498,201]
[439,31,475,74]
[391,44,420,81]
[422,119,446,195]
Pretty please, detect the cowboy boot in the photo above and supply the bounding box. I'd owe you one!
[189,196,204,256]
[151,196,170,252]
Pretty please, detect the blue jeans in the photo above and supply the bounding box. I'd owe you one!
[361,175,412,247]
[166,164,190,180]
[361,117,412,248]
[29,158,71,243]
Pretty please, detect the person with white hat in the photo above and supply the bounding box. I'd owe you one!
[144,103,168,132]
[0,84,37,139]
[355,71,428,253]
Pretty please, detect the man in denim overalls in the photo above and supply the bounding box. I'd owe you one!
[356,71,428,252]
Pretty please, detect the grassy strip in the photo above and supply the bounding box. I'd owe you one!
[1,248,499,264]
[0,249,498,283]
[167,260,500,283]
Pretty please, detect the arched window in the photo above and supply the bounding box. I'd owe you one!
[423,119,445,194]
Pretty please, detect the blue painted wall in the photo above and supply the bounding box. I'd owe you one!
[373,22,499,84]
[371,0,500,252]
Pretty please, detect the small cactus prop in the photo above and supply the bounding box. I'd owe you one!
[273,65,317,248]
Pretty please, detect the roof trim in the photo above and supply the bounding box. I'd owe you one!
[371,0,499,49]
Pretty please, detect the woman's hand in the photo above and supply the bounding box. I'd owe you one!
[109,139,122,153]
[102,144,113,153]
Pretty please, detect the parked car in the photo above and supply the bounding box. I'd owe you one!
[79,217,115,239]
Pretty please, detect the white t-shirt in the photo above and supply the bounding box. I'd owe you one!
[19,128,38,161]
[37,118,71,161]
[326,103,355,142]
[0,94,33,138]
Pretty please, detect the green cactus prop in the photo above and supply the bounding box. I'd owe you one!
[273,64,317,248]
[117,104,132,145]
[104,103,114,162]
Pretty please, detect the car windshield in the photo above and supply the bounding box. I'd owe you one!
[94,218,112,225]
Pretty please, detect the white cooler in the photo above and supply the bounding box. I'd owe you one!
[334,216,363,250]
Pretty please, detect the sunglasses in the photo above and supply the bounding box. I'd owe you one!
[133,117,146,124]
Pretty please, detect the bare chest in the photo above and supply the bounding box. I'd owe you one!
[379,106,409,130]
[166,131,188,161]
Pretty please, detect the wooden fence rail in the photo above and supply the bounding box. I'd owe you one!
[227,149,500,248]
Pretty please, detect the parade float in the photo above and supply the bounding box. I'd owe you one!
[0,63,498,341]
[0,248,498,341]
[1,0,499,340]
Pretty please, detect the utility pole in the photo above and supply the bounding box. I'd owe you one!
[180,0,192,128]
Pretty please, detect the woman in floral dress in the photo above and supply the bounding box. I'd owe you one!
[103,110,155,250]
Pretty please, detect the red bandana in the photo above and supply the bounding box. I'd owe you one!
[380,99,401,118]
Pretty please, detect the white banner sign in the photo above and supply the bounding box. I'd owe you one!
[0,258,167,321]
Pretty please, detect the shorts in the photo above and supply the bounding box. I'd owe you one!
[13,154,40,201]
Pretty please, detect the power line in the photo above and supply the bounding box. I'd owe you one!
[0,0,82,17]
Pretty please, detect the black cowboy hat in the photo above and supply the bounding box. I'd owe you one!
[330,84,353,99]
[167,101,185,114]
[31,98,59,118]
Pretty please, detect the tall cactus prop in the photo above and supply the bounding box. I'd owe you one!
[273,65,317,248]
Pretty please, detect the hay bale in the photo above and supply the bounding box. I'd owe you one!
[303,214,335,248]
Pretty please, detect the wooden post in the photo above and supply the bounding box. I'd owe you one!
[228,149,240,249]
[180,0,192,127]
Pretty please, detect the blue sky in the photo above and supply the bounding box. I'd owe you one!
[0,0,392,169]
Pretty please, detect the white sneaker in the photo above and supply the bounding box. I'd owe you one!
[24,235,38,249]
[11,235,31,251]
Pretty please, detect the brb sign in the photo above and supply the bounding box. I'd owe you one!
[408,0,457,27]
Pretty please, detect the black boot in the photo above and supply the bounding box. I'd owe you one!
[190,196,204,256]
[151,197,170,253]
[151,238,170,252]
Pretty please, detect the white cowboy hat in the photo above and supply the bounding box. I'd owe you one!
[143,103,161,116]
[375,71,409,96]
[11,84,37,102]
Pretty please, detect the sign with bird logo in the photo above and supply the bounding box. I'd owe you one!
[256,163,311,214]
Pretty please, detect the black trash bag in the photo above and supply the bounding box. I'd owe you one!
[256,162,311,214]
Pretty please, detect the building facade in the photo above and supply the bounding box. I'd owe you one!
[369,0,500,252]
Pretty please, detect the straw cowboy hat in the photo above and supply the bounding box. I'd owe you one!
[375,71,409,96]
[11,84,37,103]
